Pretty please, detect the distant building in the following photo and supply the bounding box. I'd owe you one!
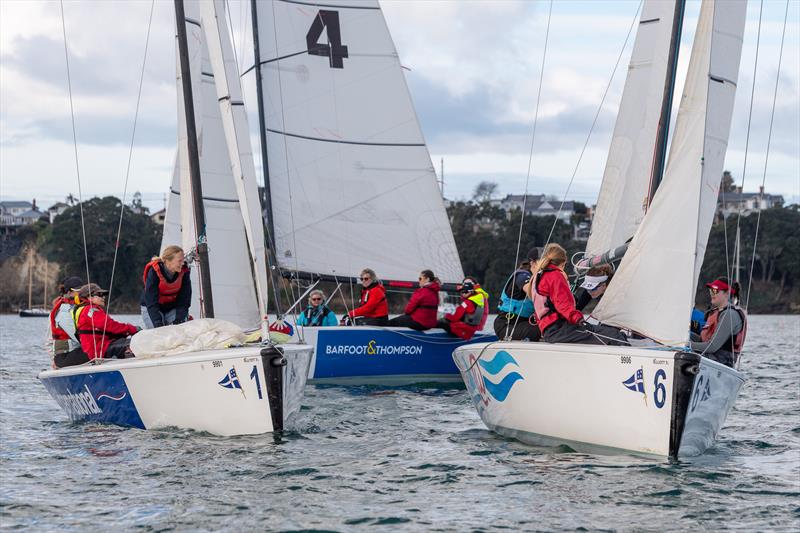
[151,209,166,225]
[496,194,575,222]
[0,200,47,227]
[47,202,70,223]
[718,186,783,218]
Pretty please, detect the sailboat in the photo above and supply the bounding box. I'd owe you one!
[18,248,50,317]
[453,0,748,457]
[225,0,493,385]
[38,0,313,436]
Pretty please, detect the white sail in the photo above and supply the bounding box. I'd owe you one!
[592,0,746,346]
[585,0,679,256]
[165,2,261,327]
[253,0,463,283]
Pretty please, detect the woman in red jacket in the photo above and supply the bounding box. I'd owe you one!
[346,268,389,326]
[528,244,626,345]
[387,270,440,330]
[72,284,140,361]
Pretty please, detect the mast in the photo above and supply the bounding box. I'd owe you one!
[175,0,214,318]
[250,0,283,315]
[648,0,686,205]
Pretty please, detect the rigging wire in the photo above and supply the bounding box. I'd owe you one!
[504,0,553,340]
[544,0,643,247]
[59,0,97,358]
[104,0,156,335]
[745,0,790,313]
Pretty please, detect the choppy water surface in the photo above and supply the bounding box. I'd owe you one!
[1,314,798,531]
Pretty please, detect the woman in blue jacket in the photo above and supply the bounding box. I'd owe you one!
[297,290,338,327]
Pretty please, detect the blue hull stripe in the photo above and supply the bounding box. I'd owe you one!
[40,370,144,429]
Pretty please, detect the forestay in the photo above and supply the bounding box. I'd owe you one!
[252,0,463,283]
[592,0,747,346]
[585,0,680,256]
[162,1,262,328]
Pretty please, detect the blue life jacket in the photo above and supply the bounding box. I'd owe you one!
[497,269,534,318]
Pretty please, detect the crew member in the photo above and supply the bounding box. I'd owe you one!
[574,264,613,312]
[529,243,627,345]
[387,270,440,330]
[493,247,541,341]
[690,277,747,368]
[438,281,484,340]
[461,276,490,331]
[344,268,388,326]
[297,289,338,327]
[50,275,86,368]
[141,245,191,329]
[72,284,139,362]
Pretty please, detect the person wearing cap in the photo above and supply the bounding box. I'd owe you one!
[690,277,747,368]
[574,265,613,311]
[296,289,338,327]
[50,275,84,366]
[72,283,139,362]
[141,245,192,329]
[493,246,541,341]
[387,270,440,330]
[438,281,484,340]
[528,243,627,345]
[461,276,490,330]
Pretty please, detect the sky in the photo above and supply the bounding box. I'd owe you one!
[1,0,798,213]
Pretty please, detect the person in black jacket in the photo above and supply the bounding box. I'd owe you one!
[140,245,191,329]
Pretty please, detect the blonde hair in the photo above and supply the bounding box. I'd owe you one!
[534,243,568,273]
[159,245,184,263]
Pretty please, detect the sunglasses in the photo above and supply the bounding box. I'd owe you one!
[709,288,722,295]
[310,297,322,301]
[360,277,371,281]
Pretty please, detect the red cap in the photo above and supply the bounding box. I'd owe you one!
[705,279,730,291]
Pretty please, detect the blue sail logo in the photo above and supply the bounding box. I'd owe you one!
[476,350,524,402]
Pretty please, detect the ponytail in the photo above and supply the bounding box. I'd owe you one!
[534,243,568,274]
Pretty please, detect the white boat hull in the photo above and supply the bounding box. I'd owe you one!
[39,344,313,436]
[452,342,744,457]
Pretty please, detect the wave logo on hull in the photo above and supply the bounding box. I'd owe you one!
[469,350,524,405]
[96,392,127,401]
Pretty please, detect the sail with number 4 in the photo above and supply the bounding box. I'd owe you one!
[593,0,747,346]
[251,0,463,284]
[163,0,267,328]
[585,1,684,256]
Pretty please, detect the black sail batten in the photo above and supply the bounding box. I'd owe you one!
[282,270,462,293]
[265,128,426,147]
[669,352,701,458]
[175,0,214,318]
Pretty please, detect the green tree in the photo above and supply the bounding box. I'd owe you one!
[44,196,162,310]
[721,170,737,193]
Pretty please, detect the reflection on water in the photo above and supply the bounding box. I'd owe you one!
[1,314,798,530]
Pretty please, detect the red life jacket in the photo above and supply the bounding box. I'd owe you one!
[351,283,389,319]
[701,305,747,354]
[142,259,189,305]
[49,297,71,340]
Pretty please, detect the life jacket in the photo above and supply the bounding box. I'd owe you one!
[701,304,748,355]
[49,297,71,340]
[143,259,189,305]
[71,302,130,359]
[303,305,332,327]
[354,282,388,318]
[532,268,564,332]
[465,288,489,327]
[497,269,534,317]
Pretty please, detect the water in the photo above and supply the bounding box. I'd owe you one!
[1,315,798,531]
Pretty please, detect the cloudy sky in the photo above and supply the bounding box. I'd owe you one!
[1,0,798,212]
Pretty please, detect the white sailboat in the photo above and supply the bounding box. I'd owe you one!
[245,0,495,385]
[39,0,313,436]
[453,0,748,457]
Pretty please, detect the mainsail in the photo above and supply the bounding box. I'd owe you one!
[592,0,747,345]
[585,0,682,256]
[251,0,463,284]
[162,1,262,328]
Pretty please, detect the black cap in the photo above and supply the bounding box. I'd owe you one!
[61,276,84,293]
[526,246,541,261]
[460,281,475,293]
[77,283,109,299]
